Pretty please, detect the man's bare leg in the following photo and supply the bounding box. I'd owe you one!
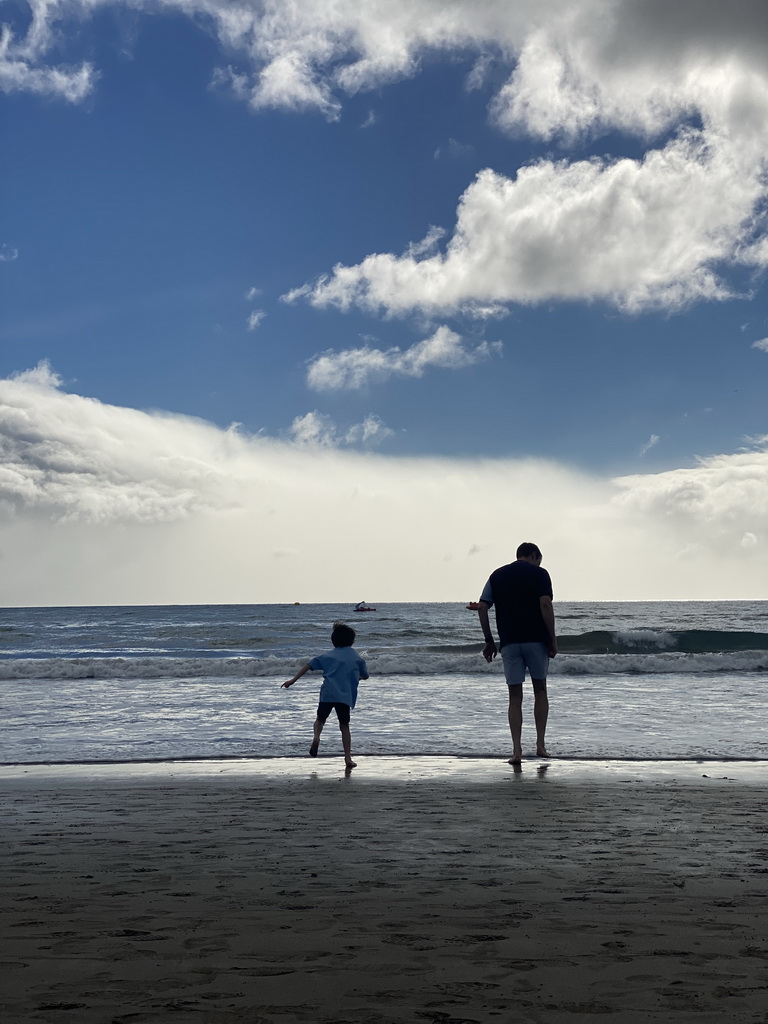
[340,724,357,768]
[310,718,324,757]
[533,682,549,756]
[507,686,523,764]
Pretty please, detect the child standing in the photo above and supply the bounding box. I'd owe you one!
[282,622,368,769]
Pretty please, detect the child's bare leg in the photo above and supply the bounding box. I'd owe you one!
[310,718,324,757]
[339,724,356,768]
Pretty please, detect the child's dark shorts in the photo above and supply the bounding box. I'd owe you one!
[316,701,351,725]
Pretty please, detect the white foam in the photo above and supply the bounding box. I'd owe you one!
[1,648,768,681]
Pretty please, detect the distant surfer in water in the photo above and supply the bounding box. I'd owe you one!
[475,542,557,766]
[282,622,369,770]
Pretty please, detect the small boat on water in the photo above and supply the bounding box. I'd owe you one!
[353,602,377,612]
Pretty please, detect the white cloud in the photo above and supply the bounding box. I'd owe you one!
[288,409,392,448]
[613,447,768,564]
[752,338,768,352]
[247,309,267,330]
[290,133,765,316]
[342,414,394,446]
[1,364,767,604]
[465,52,495,93]
[12,359,62,388]
[406,225,446,259]
[0,243,19,261]
[8,1,768,135]
[7,2,768,314]
[244,286,262,300]
[0,10,95,102]
[288,410,339,448]
[306,326,500,391]
[639,434,660,457]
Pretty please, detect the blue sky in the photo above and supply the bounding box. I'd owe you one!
[1,1,767,603]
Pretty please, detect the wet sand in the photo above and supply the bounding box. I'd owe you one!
[1,757,767,1023]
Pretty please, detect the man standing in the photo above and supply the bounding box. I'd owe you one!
[477,542,557,765]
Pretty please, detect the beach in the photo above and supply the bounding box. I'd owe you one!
[2,757,767,1023]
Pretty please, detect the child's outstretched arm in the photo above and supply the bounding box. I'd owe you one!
[282,663,311,688]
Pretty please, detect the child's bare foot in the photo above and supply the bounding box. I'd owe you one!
[309,741,319,757]
[345,760,357,769]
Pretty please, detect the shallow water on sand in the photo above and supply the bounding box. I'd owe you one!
[1,602,766,763]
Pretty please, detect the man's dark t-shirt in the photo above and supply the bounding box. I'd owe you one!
[480,560,553,649]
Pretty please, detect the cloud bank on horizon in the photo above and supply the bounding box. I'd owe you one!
[1,365,766,604]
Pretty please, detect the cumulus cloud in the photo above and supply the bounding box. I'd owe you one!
[0,6,95,102]
[247,309,267,330]
[306,326,500,391]
[288,410,339,448]
[288,410,392,448]
[6,1,768,314]
[343,414,394,446]
[1,365,767,604]
[0,243,19,261]
[752,338,768,352]
[290,134,765,315]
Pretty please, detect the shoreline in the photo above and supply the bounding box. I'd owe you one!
[3,751,768,765]
[2,754,767,786]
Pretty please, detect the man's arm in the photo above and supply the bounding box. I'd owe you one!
[477,601,497,663]
[282,663,312,687]
[540,596,557,657]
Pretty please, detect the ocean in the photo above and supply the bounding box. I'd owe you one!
[1,601,767,764]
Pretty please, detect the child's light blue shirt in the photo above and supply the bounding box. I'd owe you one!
[309,646,369,708]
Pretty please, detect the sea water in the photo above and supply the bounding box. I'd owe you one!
[1,602,766,764]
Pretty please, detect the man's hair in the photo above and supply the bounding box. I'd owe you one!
[331,622,356,648]
[516,541,542,560]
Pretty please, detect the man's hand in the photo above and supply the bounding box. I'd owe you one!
[482,640,498,663]
[281,680,295,688]
[539,596,557,659]
[477,601,496,663]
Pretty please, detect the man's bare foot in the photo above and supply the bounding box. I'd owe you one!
[536,746,549,757]
[309,741,319,757]
[345,760,357,769]
[508,750,523,765]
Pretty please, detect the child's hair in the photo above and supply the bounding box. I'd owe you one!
[331,622,356,648]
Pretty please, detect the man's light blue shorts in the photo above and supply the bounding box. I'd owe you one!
[501,642,550,687]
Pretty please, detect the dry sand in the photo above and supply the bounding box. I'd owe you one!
[1,756,767,1024]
